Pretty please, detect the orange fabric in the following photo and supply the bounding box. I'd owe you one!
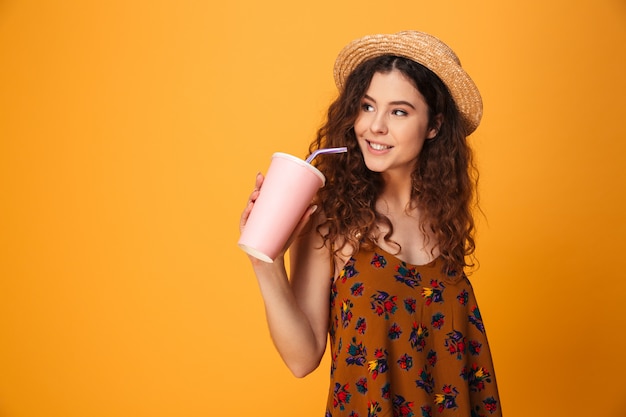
[326,246,501,416]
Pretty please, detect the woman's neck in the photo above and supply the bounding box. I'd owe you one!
[374,172,440,265]
[378,173,415,215]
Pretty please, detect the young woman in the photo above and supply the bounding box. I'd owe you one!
[240,31,502,417]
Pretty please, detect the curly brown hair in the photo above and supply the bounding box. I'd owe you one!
[308,55,479,276]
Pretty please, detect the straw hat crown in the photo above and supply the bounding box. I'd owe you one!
[333,31,483,134]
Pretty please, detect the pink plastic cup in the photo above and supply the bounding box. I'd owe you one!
[238,152,326,262]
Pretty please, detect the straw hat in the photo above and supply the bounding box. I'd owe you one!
[333,31,483,134]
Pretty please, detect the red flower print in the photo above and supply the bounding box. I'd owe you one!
[469,305,485,333]
[367,349,389,380]
[392,394,415,417]
[341,299,354,328]
[397,353,413,371]
[356,377,368,394]
[355,317,367,335]
[333,382,351,411]
[388,322,402,340]
[457,289,468,305]
[468,340,482,355]
[460,363,492,392]
[427,350,437,367]
[415,367,434,394]
[339,258,358,283]
[381,382,390,399]
[367,400,382,417]
[351,282,365,296]
[409,322,429,352]
[394,263,421,288]
[431,312,445,329]
[444,330,467,360]
[421,280,445,305]
[434,384,459,412]
[483,396,498,413]
[404,297,416,313]
[370,291,397,319]
[346,337,367,366]
[370,253,387,268]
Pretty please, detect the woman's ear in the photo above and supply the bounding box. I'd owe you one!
[427,114,444,139]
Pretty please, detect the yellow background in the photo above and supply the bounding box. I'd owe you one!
[1,0,625,416]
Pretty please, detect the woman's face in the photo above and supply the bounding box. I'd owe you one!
[353,69,439,178]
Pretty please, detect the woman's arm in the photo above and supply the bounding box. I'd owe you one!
[241,174,331,377]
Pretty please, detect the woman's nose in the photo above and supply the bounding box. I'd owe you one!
[370,112,388,135]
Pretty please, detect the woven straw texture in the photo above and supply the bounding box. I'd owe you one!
[333,31,483,134]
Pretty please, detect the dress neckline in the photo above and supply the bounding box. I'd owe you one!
[368,244,441,268]
[334,243,441,282]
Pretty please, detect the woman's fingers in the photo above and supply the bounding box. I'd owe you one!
[254,172,264,190]
[240,199,254,232]
[240,173,265,233]
[247,188,260,204]
[281,204,318,255]
[246,173,264,206]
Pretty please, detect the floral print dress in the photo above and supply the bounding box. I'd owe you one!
[325,246,501,417]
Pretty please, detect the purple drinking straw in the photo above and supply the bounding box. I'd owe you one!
[305,147,348,164]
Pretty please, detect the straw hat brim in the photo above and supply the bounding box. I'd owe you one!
[333,31,483,134]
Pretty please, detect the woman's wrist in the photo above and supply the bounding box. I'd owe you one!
[249,254,286,272]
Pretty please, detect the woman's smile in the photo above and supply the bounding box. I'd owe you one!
[366,140,393,151]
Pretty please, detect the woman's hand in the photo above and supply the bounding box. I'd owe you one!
[240,172,264,235]
[239,173,271,266]
[240,172,318,263]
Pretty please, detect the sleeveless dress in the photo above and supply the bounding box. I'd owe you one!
[325,246,502,417]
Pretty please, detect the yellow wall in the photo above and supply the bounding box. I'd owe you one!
[1,1,625,416]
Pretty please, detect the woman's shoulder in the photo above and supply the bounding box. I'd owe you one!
[305,209,357,280]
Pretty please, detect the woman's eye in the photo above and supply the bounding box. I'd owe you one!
[392,109,408,116]
[362,103,375,112]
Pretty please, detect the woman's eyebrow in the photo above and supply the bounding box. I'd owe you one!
[363,94,377,103]
[363,94,416,110]
[389,100,416,109]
